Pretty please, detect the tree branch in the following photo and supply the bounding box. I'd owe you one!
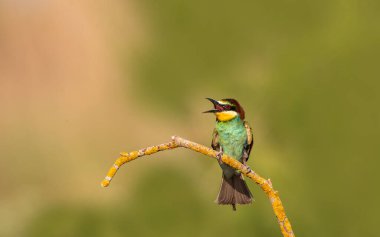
[101,136,295,237]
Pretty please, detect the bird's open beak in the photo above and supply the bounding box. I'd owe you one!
[203,98,223,113]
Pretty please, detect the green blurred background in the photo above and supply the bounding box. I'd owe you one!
[1,0,379,236]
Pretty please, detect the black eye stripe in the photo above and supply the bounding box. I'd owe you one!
[223,105,236,110]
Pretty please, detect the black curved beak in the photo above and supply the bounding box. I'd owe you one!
[203,98,223,113]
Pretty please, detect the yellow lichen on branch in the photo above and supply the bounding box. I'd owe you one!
[100,141,178,187]
[101,136,295,237]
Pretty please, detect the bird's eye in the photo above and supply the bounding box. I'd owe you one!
[224,105,231,110]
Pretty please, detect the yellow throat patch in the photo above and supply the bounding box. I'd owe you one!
[215,111,238,121]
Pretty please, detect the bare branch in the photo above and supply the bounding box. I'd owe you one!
[101,136,295,237]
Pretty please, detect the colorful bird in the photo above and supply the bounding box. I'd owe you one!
[204,98,253,211]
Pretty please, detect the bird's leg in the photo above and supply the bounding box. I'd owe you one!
[216,147,224,165]
[242,146,252,173]
[242,144,249,166]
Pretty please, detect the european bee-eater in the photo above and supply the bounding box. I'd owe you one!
[204,98,253,211]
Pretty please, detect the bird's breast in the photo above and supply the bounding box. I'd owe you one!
[215,119,247,160]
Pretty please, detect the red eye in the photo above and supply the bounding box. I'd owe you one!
[224,105,231,110]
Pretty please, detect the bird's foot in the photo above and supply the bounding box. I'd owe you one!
[216,150,224,165]
[245,165,252,174]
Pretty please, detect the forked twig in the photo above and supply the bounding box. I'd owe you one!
[101,136,295,237]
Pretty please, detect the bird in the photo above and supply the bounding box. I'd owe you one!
[204,98,254,211]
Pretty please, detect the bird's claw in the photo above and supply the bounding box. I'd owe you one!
[216,150,224,165]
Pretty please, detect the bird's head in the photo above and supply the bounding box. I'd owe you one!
[203,98,245,122]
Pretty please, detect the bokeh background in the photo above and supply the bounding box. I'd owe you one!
[1,0,379,236]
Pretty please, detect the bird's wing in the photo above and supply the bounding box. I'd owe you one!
[242,121,254,164]
[211,128,220,151]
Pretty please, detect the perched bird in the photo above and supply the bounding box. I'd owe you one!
[204,98,253,211]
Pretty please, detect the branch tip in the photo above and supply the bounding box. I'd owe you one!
[101,180,110,187]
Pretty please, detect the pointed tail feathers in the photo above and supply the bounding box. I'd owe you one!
[216,174,253,211]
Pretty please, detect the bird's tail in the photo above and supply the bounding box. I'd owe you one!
[216,173,253,211]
